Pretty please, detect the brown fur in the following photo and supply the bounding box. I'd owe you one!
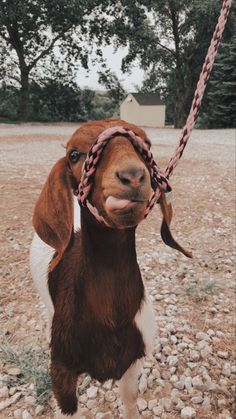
[48,213,145,414]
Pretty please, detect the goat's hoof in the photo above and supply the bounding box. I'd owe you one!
[56,395,77,417]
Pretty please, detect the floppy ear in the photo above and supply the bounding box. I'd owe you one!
[32,157,73,271]
[160,192,192,258]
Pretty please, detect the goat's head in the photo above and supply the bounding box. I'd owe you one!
[67,131,152,229]
[33,119,191,270]
[32,120,153,268]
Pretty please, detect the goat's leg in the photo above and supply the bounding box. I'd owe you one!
[118,360,142,419]
[51,361,79,417]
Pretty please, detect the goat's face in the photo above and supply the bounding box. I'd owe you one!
[67,133,152,228]
[33,120,191,270]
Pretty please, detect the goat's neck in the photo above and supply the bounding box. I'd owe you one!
[80,211,138,272]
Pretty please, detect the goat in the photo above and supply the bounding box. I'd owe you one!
[30,119,190,418]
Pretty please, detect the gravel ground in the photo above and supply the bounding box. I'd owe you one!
[0,123,235,419]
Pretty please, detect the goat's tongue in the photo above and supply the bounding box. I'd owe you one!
[106,196,131,211]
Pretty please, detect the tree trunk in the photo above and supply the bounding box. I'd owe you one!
[18,69,30,121]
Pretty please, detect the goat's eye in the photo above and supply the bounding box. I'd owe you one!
[69,150,82,163]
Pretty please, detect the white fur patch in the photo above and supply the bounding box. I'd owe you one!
[134,292,156,356]
[73,195,81,232]
[29,233,55,318]
[29,194,81,318]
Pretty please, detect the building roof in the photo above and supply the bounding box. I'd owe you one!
[131,92,165,106]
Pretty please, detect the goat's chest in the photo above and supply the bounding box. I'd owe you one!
[49,265,146,382]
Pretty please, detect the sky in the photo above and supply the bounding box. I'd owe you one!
[76,45,145,91]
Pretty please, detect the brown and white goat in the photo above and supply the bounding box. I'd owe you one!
[30,119,187,418]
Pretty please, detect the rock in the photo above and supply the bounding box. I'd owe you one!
[200,345,211,359]
[195,332,210,341]
[14,409,22,419]
[35,405,44,415]
[104,391,116,403]
[96,413,112,419]
[102,380,112,391]
[218,409,233,419]
[79,376,92,393]
[216,330,225,337]
[183,376,192,390]
[181,406,196,418]
[87,386,98,399]
[86,399,97,409]
[189,350,200,362]
[79,394,88,404]
[170,374,178,383]
[173,380,185,390]
[175,399,185,411]
[22,410,33,419]
[209,307,218,314]
[7,367,21,376]
[137,398,147,411]
[170,366,176,375]
[161,370,171,380]
[139,375,147,394]
[162,345,172,356]
[24,396,35,405]
[170,388,180,403]
[156,295,164,301]
[202,396,211,408]
[231,365,236,374]
[9,387,17,396]
[222,363,231,377]
[0,392,21,412]
[170,335,178,344]
[153,405,163,416]
[148,399,157,410]
[192,375,204,389]
[191,396,203,404]
[162,397,172,412]
[217,398,226,408]
[207,329,215,337]
[167,355,178,366]
[217,351,229,359]
[0,386,9,398]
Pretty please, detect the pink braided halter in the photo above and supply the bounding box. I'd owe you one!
[78,126,171,226]
[77,0,232,227]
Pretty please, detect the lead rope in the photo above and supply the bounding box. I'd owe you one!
[164,0,232,180]
[78,0,232,225]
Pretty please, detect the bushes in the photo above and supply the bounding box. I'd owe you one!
[0,81,120,123]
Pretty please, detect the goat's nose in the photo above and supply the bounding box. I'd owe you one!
[116,167,146,188]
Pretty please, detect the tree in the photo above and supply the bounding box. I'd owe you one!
[0,0,129,120]
[120,0,235,127]
[98,69,126,115]
[200,35,236,128]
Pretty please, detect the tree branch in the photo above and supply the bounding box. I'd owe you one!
[28,34,62,70]
[0,31,10,42]
[28,24,74,71]
[156,40,175,56]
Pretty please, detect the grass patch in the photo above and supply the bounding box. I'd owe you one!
[185,279,218,300]
[0,336,51,405]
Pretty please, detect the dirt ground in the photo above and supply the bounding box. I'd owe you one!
[0,123,235,418]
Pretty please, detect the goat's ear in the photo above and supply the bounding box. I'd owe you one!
[33,157,73,271]
[160,192,192,258]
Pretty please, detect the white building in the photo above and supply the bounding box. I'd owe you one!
[120,92,166,128]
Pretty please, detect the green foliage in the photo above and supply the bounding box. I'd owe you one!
[0,0,130,120]
[0,82,118,122]
[0,84,19,121]
[98,70,126,116]
[199,36,236,128]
